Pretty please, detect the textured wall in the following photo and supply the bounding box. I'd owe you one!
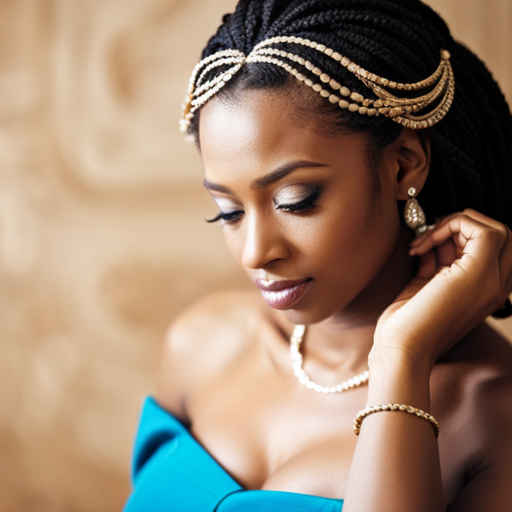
[0,1,510,511]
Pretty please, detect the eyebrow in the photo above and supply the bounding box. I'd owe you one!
[203,160,327,193]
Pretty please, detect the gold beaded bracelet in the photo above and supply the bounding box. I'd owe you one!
[353,404,440,438]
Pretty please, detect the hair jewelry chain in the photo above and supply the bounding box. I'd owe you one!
[181,36,455,133]
[290,324,370,394]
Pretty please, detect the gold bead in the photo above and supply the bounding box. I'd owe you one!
[340,86,351,97]
[349,103,359,112]
[350,92,364,102]
[329,79,341,90]
[329,94,340,104]
[338,99,350,109]
[390,107,404,117]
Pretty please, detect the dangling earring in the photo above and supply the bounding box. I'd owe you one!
[404,187,427,236]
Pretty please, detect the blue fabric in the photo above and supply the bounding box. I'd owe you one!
[124,397,344,512]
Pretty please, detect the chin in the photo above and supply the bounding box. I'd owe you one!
[280,303,337,326]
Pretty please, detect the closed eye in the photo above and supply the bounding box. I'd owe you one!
[206,210,244,224]
[275,187,322,213]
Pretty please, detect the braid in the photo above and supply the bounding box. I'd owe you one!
[191,0,512,228]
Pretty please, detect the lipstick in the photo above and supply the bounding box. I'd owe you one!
[255,277,313,309]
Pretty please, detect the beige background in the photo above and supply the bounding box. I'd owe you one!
[0,1,511,511]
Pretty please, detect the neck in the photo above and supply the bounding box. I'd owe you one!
[304,226,415,373]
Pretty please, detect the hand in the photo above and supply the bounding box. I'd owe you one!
[370,209,512,373]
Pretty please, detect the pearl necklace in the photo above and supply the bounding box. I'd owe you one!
[290,324,370,394]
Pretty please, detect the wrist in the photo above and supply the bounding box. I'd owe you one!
[366,350,432,412]
[368,341,434,378]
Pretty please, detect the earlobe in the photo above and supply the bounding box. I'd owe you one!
[395,129,431,201]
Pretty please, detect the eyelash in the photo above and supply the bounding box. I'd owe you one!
[206,188,322,224]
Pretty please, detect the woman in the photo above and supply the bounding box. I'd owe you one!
[125,1,512,510]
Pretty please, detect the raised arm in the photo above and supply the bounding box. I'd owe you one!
[343,209,512,512]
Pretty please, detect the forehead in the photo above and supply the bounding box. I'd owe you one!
[198,89,366,183]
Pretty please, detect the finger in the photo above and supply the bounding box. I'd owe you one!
[432,210,512,297]
[410,208,506,247]
[409,212,461,247]
[411,249,438,283]
[435,238,461,269]
[410,209,506,249]
[409,214,500,258]
[460,208,508,231]
[497,225,512,296]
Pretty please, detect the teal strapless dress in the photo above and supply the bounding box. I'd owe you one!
[124,397,344,512]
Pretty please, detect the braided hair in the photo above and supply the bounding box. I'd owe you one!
[189,0,512,227]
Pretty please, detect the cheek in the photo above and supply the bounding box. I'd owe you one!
[222,228,241,259]
[298,189,401,292]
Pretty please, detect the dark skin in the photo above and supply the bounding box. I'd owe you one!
[157,88,512,511]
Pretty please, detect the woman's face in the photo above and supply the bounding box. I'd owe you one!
[199,88,415,326]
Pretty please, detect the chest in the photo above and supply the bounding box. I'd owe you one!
[190,391,360,498]
[188,347,378,499]
[186,349,475,502]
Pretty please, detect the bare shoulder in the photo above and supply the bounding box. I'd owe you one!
[433,322,512,504]
[155,288,269,421]
[434,321,512,405]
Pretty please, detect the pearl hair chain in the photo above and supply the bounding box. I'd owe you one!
[181,35,455,134]
[290,325,370,394]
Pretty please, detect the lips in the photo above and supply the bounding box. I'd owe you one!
[255,277,313,309]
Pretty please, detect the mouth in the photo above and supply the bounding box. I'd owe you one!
[255,277,313,310]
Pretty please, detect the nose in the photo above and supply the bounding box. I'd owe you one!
[241,212,290,269]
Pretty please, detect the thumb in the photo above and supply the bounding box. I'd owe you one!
[415,249,438,282]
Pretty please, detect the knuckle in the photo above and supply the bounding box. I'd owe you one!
[493,225,508,244]
[481,225,507,245]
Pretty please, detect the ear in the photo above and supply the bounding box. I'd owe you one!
[394,128,431,200]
